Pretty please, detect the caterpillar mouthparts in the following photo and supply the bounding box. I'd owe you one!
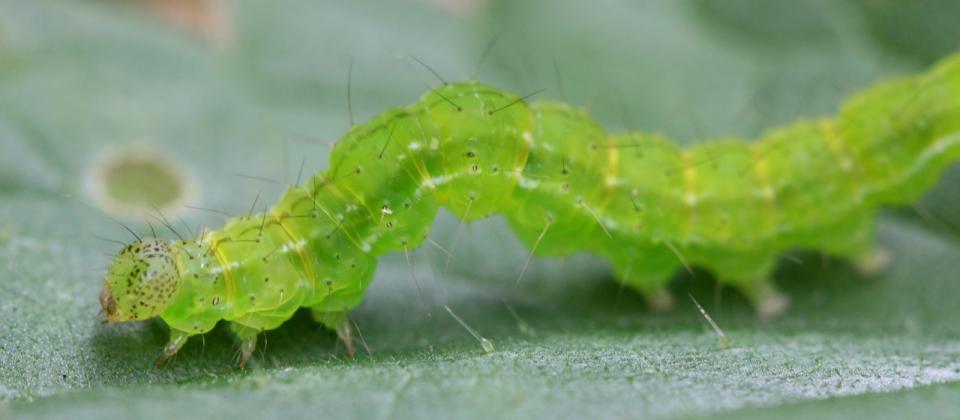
[103,52,960,368]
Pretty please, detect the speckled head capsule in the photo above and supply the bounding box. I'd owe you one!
[100,237,180,322]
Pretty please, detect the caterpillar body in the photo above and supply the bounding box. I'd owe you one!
[100,53,960,367]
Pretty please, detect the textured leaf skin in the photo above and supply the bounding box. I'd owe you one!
[102,54,960,359]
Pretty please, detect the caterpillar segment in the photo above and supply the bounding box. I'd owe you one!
[100,53,960,367]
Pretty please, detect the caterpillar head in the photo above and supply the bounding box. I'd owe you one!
[100,237,180,322]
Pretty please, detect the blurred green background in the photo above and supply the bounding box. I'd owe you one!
[1,0,960,418]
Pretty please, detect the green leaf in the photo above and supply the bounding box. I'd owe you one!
[1,0,958,418]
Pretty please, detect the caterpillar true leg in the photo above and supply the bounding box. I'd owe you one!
[154,329,190,368]
[310,309,354,357]
[335,318,356,358]
[230,323,260,369]
[229,299,304,366]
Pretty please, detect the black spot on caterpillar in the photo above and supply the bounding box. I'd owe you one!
[100,53,960,368]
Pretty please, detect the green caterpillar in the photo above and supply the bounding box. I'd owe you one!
[100,53,960,368]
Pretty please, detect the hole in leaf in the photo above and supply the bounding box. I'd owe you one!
[87,147,194,221]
